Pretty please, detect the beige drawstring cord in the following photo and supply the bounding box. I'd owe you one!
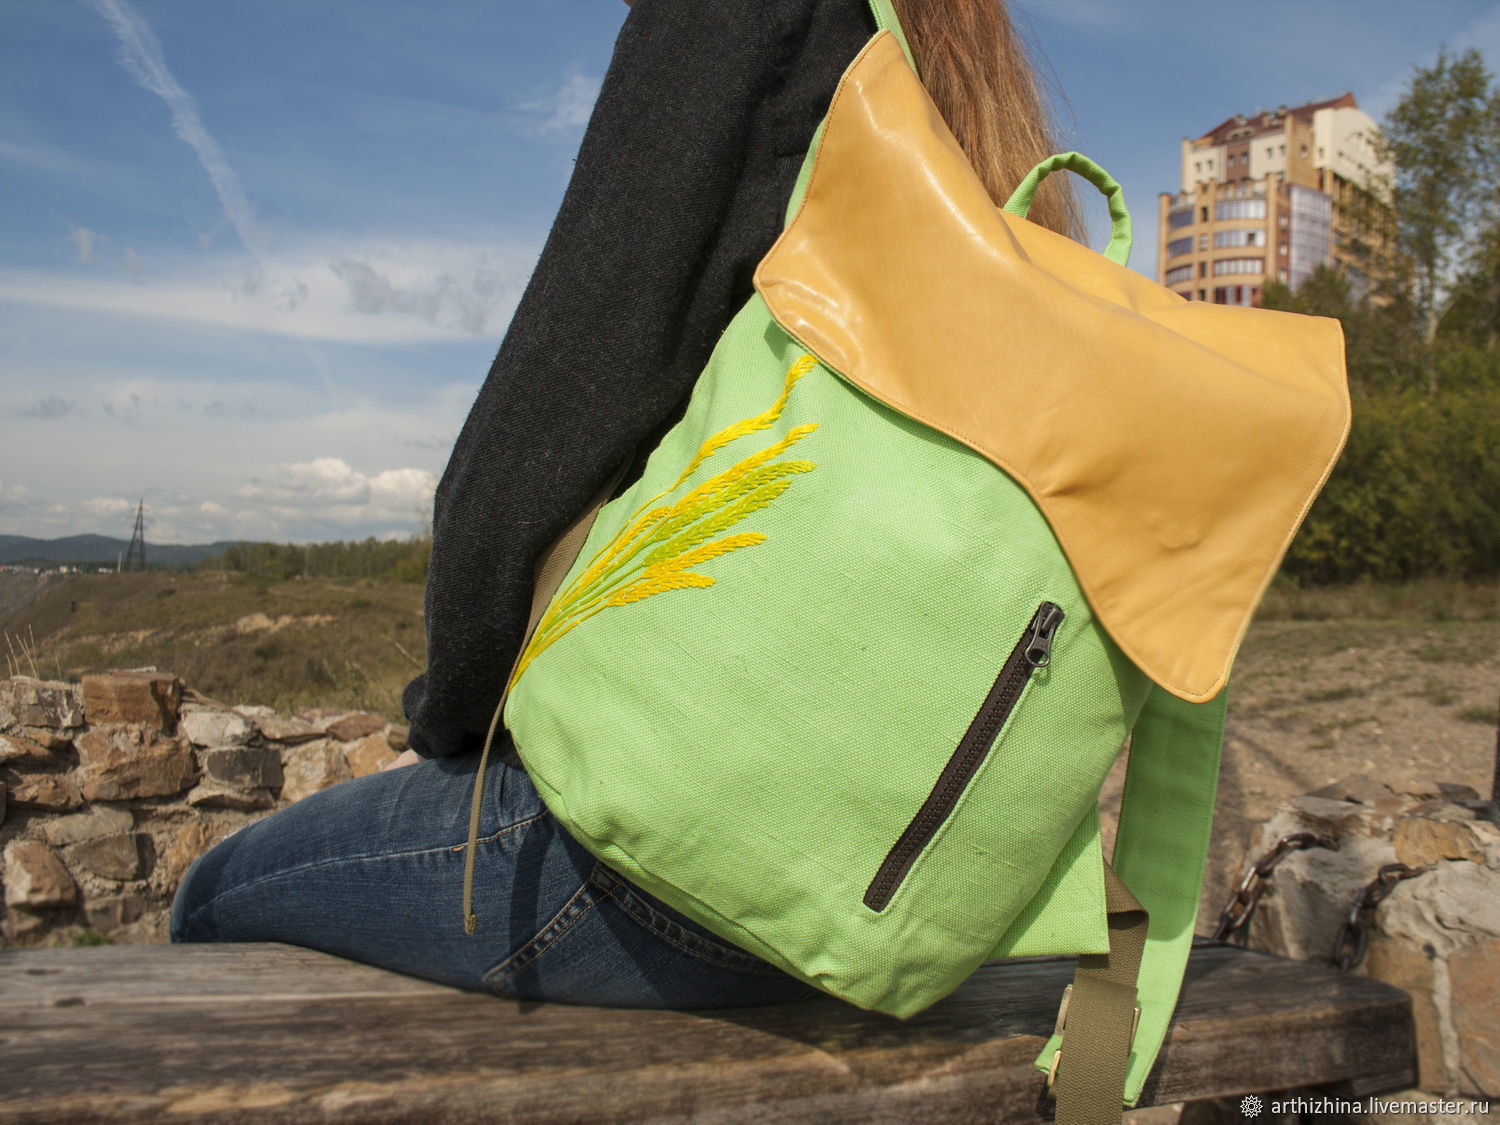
[459,455,633,935]
[463,688,511,934]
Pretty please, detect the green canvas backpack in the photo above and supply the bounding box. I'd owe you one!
[465,4,1351,1120]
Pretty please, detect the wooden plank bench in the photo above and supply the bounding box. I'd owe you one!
[1,943,1414,1123]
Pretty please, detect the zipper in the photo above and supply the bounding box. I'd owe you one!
[863,601,1064,912]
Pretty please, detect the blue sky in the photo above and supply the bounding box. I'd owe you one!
[3,0,1499,545]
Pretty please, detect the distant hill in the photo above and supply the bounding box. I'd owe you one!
[0,534,243,568]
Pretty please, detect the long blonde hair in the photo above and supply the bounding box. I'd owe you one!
[890,0,1081,240]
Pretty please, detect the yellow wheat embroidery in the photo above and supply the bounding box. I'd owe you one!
[510,355,820,687]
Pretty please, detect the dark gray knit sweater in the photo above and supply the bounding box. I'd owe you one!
[403,0,873,758]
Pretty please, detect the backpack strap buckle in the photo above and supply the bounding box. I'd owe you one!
[1044,984,1143,1091]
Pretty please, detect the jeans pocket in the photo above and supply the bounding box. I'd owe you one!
[483,862,814,1009]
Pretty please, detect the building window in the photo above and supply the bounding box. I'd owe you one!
[1228,154,1236,167]
[1300,145,1308,158]
[1279,214,1289,229]
[1199,290,1207,301]
[1167,236,1193,258]
[1165,265,1194,286]
[1215,229,1266,248]
[1280,242,1288,257]
[1266,146,1274,159]
[1201,206,1209,222]
[1287,184,1333,288]
[1214,199,1267,221]
[1213,285,1255,306]
[1199,234,1209,251]
[1195,161,1201,175]
[1277,269,1288,282]
[1168,208,1195,230]
[1213,258,1265,276]
[1280,145,1286,155]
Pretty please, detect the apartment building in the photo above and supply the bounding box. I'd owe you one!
[1156,94,1392,305]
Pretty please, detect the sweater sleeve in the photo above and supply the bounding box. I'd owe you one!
[404,0,870,758]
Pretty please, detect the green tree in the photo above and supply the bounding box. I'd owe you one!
[1375,47,1500,386]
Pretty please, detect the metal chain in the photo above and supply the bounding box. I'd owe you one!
[1331,863,1427,972]
[1212,832,1339,944]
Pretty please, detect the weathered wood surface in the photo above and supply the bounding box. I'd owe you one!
[0,943,1413,1123]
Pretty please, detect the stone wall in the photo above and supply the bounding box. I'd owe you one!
[0,673,407,947]
[1241,776,1500,1100]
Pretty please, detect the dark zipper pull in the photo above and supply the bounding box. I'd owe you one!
[1023,601,1065,668]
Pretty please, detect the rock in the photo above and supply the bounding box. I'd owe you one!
[1449,938,1500,1097]
[0,700,18,734]
[82,671,183,731]
[39,806,134,847]
[343,732,396,778]
[161,821,214,891]
[178,706,255,748]
[0,768,83,811]
[0,677,83,730]
[3,840,77,909]
[0,732,59,768]
[1428,863,1500,940]
[385,724,410,753]
[1306,773,1403,812]
[279,739,353,803]
[1364,935,1449,1092]
[185,782,277,811]
[76,727,196,801]
[64,832,148,881]
[20,726,75,752]
[325,711,385,742]
[200,746,282,789]
[1394,815,1490,867]
[84,892,149,933]
[0,780,5,825]
[250,713,321,744]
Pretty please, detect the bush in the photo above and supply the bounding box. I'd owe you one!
[1283,366,1500,582]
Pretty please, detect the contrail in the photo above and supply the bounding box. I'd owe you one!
[86,0,265,262]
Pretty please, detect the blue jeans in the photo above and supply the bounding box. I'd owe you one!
[170,754,811,1008]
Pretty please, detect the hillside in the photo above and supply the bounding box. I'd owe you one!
[0,534,242,568]
[0,570,426,715]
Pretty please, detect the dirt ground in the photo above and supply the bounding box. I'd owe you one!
[1100,604,1500,929]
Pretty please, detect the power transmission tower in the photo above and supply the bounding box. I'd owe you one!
[124,500,147,571]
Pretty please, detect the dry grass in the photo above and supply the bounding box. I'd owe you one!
[0,570,425,714]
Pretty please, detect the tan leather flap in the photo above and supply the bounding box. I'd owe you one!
[754,34,1350,703]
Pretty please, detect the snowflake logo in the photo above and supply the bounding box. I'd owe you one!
[1240,1095,1263,1118]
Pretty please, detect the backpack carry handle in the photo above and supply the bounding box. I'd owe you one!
[1004,152,1133,268]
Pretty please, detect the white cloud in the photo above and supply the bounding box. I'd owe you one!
[521,66,601,135]
[23,395,75,420]
[1,358,472,543]
[122,246,142,282]
[82,496,136,518]
[235,458,438,532]
[86,0,266,259]
[0,236,535,345]
[70,225,97,264]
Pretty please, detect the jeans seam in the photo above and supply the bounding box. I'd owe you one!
[180,812,546,937]
[591,866,790,978]
[483,873,602,993]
